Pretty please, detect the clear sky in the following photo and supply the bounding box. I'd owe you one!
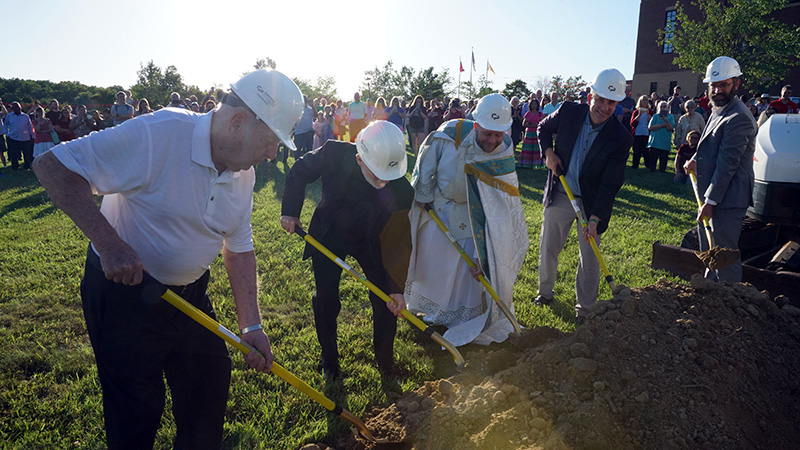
[2,0,642,99]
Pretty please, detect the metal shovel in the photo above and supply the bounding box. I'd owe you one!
[689,171,740,271]
[423,204,522,336]
[295,226,466,369]
[146,279,395,444]
[557,174,626,295]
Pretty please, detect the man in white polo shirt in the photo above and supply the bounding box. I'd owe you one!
[348,91,368,142]
[33,69,304,450]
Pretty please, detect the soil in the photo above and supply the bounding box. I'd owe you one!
[696,246,741,271]
[303,276,800,450]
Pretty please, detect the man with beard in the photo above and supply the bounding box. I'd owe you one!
[406,93,528,346]
[684,56,757,282]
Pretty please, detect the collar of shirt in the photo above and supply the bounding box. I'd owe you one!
[190,111,229,177]
[561,111,604,196]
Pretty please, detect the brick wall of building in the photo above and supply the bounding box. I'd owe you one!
[632,0,800,99]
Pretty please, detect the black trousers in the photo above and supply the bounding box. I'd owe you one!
[82,248,231,450]
[7,137,33,170]
[631,135,648,169]
[310,238,397,373]
[293,130,314,156]
[647,147,670,172]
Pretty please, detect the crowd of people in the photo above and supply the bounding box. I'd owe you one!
[4,78,790,179]
[0,89,219,171]
[4,54,773,448]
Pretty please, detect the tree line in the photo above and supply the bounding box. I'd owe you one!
[0,57,586,110]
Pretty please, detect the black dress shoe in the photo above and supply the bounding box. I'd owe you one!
[318,361,341,381]
[534,294,553,306]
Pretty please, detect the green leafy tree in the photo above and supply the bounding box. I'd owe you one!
[502,79,531,100]
[457,81,478,100]
[659,0,800,92]
[476,75,496,98]
[0,78,122,107]
[131,60,187,106]
[409,67,452,101]
[359,60,418,101]
[549,75,587,98]
[292,75,339,101]
[243,57,277,76]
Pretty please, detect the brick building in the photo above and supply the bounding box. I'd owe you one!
[631,0,800,99]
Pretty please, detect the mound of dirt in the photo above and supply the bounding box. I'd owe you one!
[321,276,800,450]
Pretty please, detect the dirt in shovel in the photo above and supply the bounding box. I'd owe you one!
[696,246,741,271]
[303,276,800,450]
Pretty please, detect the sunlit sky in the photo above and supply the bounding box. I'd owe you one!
[3,0,641,100]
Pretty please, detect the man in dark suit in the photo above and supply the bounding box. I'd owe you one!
[534,69,633,324]
[280,121,412,379]
[685,56,757,283]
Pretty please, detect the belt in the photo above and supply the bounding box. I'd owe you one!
[85,244,208,296]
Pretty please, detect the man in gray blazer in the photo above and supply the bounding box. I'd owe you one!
[685,56,757,282]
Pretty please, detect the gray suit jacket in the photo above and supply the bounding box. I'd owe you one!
[695,96,757,210]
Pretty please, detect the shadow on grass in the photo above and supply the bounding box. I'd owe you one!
[0,170,57,219]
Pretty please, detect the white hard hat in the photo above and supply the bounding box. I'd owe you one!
[230,69,304,151]
[356,121,407,180]
[590,68,627,102]
[473,93,512,132]
[703,56,743,83]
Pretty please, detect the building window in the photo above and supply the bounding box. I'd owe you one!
[663,9,676,54]
[650,82,658,95]
[669,81,678,94]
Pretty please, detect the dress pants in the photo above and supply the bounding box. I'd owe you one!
[538,190,602,317]
[698,206,745,282]
[310,236,397,373]
[82,248,231,450]
[7,137,33,170]
[631,135,648,169]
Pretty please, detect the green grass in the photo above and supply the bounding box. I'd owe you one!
[0,147,696,449]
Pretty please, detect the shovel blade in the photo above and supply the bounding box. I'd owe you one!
[695,246,740,271]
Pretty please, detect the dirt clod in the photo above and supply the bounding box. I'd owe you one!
[335,279,800,450]
[695,246,740,271]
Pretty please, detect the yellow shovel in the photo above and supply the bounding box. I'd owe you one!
[145,278,394,444]
[423,205,522,336]
[557,174,624,295]
[295,226,466,369]
[689,171,740,271]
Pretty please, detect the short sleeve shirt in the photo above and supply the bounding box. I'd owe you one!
[349,101,368,120]
[51,109,255,285]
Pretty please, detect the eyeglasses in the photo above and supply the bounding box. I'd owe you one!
[709,81,733,90]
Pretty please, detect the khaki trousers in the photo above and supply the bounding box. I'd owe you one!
[538,190,601,317]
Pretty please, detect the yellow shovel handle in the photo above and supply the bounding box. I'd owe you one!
[295,226,465,368]
[557,175,617,290]
[424,205,522,336]
[689,171,715,248]
[159,289,336,411]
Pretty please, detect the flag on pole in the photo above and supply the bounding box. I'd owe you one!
[471,49,476,71]
[487,61,495,75]
[459,59,465,73]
